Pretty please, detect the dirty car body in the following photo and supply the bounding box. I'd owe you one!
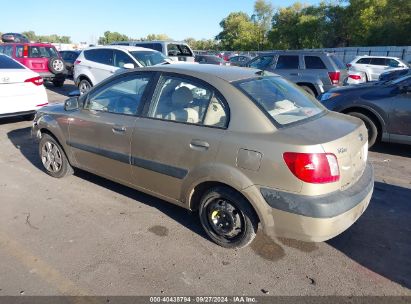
[32,64,374,248]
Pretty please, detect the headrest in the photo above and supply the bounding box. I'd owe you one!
[171,86,193,107]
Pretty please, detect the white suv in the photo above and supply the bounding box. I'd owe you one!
[73,45,168,94]
[348,55,409,81]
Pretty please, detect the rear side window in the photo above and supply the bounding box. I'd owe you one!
[304,56,326,69]
[29,46,58,58]
[370,58,387,66]
[0,55,24,69]
[276,55,299,69]
[84,49,113,66]
[356,58,371,64]
[167,44,193,57]
[0,45,14,57]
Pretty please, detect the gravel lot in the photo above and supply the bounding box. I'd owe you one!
[0,79,410,296]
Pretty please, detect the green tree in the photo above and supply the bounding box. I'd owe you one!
[22,31,36,42]
[98,31,129,45]
[144,33,171,41]
[252,0,274,49]
[216,12,259,50]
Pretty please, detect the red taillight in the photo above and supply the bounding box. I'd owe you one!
[25,76,44,86]
[23,45,29,58]
[36,102,48,107]
[328,71,340,85]
[283,152,340,184]
[349,74,361,80]
[74,60,81,65]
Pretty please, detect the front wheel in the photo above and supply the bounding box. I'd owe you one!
[39,134,73,178]
[199,186,258,248]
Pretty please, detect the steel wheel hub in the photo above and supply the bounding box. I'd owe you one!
[208,199,243,238]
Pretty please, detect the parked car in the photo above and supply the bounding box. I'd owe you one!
[0,42,66,87]
[1,33,29,43]
[229,55,252,67]
[111,40,195,62]
[59,50,80,77]
[245,51,347,96]
[195,54,228,65]
[320,74,411,147]
[73,45,169,94]
[33,64,373,248]
[0,54,48,119]
[347,56,409,81]
[345,70,367,85]
[379,68,410,82]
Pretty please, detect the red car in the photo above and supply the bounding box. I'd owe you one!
[0,42,67,87]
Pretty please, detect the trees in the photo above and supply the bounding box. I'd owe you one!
[216,12,259,51]
[19,31,72,43]
[252,0,274,49]
[98,31,129,45]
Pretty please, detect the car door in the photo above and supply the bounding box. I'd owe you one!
[68,72,154,185]
[368,58,388,80]
[273,55,301,82]
[85,49,115,84]
[387,77,411,143]
[130,74,229,202]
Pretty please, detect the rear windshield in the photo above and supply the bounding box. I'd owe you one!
[17,46,58,58]
[167,44,193,57]
[0,55,24,69]
[236,76,325,126]
[129,51,167,66]
[329,55,346,69]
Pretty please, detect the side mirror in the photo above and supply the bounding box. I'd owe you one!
[68,90,80,97]
[64,97,79,111]
[123,63,135,69]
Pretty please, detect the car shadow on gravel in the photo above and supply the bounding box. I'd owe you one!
[44,80,78,97]
[328,181,411,289]
[370,142,411,158]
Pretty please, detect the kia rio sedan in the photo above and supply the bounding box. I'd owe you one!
[32,64,374,248]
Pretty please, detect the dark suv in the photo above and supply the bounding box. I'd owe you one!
[245,51,348,96]
[0,42,67,87]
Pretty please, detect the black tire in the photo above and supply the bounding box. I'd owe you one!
[347,112,379,148]
[48,57,65,74]
[299,85,316,96]
[199,186,258,248]
[52,79,65,87]
[39,134,73,178]
[78,79,92,94]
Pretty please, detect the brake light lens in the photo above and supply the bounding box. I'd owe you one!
[23,45,29,58]
[74,60,81,65]
[283,152,340,184]
[36,102,48,107]
[328,71,340,85]
[349,74,362,80]
[25,76,44,86]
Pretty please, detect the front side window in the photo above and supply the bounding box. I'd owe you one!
[113,50,135,68]
[86,74,151,115]
[129,51,167,67]
[304,56,326,69]
[249,56,274,69]
[167,44,193,57]
[387,59,400,68]
[236,76,325,126]
[147,76,227,127]
[276,55,299,69]
[0,45,14,57]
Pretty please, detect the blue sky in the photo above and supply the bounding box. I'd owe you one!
[2,0,319,44]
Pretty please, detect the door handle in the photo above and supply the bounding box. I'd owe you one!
[112,125,126,134]
[190,139,209,151]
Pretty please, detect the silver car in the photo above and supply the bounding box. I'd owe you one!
[348,56,409,81]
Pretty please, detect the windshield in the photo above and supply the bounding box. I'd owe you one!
[236,76,325,126]
[329,55,346,69]
[28,46,58,58]
[129,51,167,66]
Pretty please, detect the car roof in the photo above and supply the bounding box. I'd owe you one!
[0,42,55,47]
[355,55,400,60]
[138,64,272,82]
[260,50,330,56]
[125,40,188,44]
[84,45,158,52]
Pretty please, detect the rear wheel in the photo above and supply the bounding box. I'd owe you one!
[299,85,316,96]
[78,79,92,94]
[199,186,258,248]
[39,134,73,178]
[347,112,378,148]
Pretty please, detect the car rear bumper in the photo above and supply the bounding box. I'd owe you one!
[38,72,66,81]
[243,162,374,242]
